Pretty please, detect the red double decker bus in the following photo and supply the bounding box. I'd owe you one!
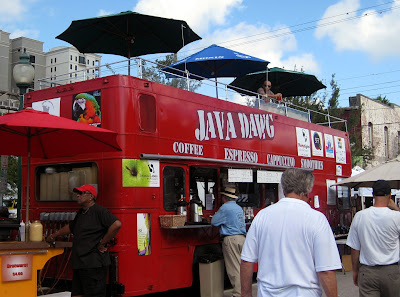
[24,73,351,296]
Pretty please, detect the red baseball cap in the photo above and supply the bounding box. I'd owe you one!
[73,184,97,197]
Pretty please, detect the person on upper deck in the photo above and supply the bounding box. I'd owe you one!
[257,80,282,104]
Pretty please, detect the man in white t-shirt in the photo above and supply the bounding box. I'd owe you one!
[346,179,400,297]
[240,168,341,297]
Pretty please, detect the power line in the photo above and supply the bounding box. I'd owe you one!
[148,1,400,61]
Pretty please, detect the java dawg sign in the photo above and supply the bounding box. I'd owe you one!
[195,110,275,142]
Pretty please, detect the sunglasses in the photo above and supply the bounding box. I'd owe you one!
[264,84,271,88]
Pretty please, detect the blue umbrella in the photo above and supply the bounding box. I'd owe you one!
[161,44,269,97]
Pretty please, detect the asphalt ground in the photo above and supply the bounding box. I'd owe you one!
[223,271,359,297]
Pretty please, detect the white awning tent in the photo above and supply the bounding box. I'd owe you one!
[348,165,400,209]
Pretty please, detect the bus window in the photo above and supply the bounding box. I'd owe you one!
[35,162,98,201]
[190,167,218,210]
[220,168,261,208]
[139,94,156,132]
[163,166,185,212]
[265,183,278,206]
[337,185,350,210]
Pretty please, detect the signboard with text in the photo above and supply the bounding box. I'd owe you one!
[1,254,33,282]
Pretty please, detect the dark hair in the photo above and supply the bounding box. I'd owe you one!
[281,168,314,197]
[0,206,9,218]
[372,180,391,196]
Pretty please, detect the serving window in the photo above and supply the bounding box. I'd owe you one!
[35,162,98,201]
[190,167,218,210]
[221,168,262,208]
[163,166,185,212]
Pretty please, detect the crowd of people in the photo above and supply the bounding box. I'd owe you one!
[2,167,397,297]
[211,168,399,297]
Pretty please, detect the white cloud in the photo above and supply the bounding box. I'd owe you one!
[0,0,26,23]
[134,0,243,34]
[180,22,320,74]
[10,29,39,39]
[315,0,400,60]
[98,9,113,17]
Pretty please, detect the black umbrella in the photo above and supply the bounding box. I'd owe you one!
[228,67,326,97]
[56,11,201,73]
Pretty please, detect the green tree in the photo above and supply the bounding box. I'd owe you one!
[2,156,18,201]
[142,54,201,92]
[375,95,391,106]
[285,74,373,167]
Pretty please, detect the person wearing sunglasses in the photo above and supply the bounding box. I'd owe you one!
[46,184,122,297]
[257,80,282,103]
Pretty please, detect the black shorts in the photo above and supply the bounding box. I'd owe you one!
[71,267,108,297]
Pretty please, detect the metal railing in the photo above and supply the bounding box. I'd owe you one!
[37,57,347,130]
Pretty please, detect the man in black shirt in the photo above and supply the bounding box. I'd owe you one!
[46,184,121,297]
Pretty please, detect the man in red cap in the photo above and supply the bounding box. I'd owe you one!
[46,184,121,297]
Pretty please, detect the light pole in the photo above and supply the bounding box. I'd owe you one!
[13,48,34,224]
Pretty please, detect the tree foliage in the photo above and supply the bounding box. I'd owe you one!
[141,54,201,92]
[285,74,373,167]
[2,156,18,202]
[375,95,391,106]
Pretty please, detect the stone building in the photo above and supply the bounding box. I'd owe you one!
[344,94,400,168]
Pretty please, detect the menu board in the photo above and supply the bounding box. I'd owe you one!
[257,170,282,183]
[228,169,253,183]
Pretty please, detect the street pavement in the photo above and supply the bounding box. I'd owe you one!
[223,271,358,297]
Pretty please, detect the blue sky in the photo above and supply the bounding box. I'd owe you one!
[2,0,400,107]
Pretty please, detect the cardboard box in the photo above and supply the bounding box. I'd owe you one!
[342,255,352,272]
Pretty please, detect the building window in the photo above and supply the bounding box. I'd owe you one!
[54,58,57,63]
[384,126,389,159]
[70,64,72,70]
[36,163,98,201]
[79,56,85,64]
[70,55,72,60]
[398,131,400,155]
[51,68,52,73]
[368,122,373,147]
[93,61,95,66]
[30,56,35,64]
[75,56,77,62]
[54,67,56,72]
[87,60,89,65]
[75,65,77,71]
[51,59,53,64]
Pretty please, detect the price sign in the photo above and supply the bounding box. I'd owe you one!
[1,254,33,282]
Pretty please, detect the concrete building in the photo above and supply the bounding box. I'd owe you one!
[44,46,101,88]
[0,29,101,113]
[345,94,400,168]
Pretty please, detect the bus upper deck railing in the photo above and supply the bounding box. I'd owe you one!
[37,57,347,131]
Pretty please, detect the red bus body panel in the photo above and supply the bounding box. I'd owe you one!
[23,75,351,296]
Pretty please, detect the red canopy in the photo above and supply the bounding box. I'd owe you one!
[0,109,121,158]
[0,108,121,236]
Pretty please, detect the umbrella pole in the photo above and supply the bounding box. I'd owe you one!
[215,78,219,99]
[25,149,30,241]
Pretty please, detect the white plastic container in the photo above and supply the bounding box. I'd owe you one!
[19,220,25,242]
